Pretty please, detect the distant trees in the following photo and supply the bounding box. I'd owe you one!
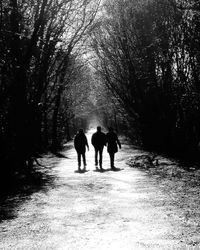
[89,74,130,134]
[91,0,200,155]
[0,0,100,174]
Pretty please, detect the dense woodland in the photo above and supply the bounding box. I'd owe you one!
[0,0,200,183]
[91,0,200,156]
[0,0,101,180]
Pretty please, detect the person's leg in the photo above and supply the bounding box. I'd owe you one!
[99,148,103,168]
[112,153,115,168]
[77,153,81,170]
[109,153,115,169]
[82,153,86,169]
[95,148,98,166]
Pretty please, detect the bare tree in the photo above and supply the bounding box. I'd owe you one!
[0,0,101,174]
[91,0,200,155]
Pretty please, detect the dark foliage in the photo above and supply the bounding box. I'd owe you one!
[0,0,99,184]
[91,0,200,156]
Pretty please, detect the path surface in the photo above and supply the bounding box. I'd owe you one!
[0,129,200,249]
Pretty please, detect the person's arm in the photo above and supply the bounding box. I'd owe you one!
[85,136,89,150]
[91,134,94,146]
[105,134,108,146]
[103,134,107,146]
[74,136,77,150]
[116,135,121,149]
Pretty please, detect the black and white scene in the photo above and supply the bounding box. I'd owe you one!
[1,0,200,249]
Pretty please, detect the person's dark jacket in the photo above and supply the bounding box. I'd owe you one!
[91,131,106,150]
[106,131,121,153]
[74,132,88,153]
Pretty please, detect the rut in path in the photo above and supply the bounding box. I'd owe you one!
[0,129,200,250]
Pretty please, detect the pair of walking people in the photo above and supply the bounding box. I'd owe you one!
[92,126,121,171]
[74,126,121,171]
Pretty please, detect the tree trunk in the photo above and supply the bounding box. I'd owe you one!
[51,86,62,151]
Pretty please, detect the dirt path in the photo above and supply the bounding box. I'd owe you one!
[0,129,200,250]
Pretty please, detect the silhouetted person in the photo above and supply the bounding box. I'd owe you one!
[91,126,106,170]
[106,127,121,170]
[74,129,89,171]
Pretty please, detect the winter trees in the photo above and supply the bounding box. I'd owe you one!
[1,0,200,180]
[91,0,200,155]
[0,0,100,174]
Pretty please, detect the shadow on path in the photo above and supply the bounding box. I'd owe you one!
[52,152,69,158]
[74,169,90,174]
[74,167,124,174]
[0,165,57,222]
[94,167,123,172]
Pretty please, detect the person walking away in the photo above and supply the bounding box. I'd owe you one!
[106,127,121,170]
[74,129,89,171]
[91,126,106,170]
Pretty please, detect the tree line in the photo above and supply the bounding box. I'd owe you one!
[1,0,200,184]
[91,0,200,157]
[0,0,100,179]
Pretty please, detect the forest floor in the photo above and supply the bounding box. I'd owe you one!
[0,128,200,249]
